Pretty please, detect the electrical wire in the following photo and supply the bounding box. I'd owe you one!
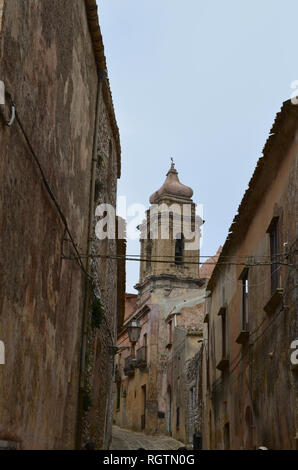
[6,100,116,344]
[210,262,294,394]
[64,252,296,269]
[14,109,91,280]
[7,99,297,358]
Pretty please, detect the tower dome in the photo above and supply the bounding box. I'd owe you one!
[149,160,193,204]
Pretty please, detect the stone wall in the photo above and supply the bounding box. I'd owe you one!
[81,89,121,449]
[186,347,203,445]
[0,0,122,450]
[0,0,98,449]
[170,323,204,444]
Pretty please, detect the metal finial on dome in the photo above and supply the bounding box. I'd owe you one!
[168,157,177,175]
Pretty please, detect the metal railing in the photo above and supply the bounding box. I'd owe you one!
[124,355,135,376]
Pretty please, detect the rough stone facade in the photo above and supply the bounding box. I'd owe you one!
[203,100,298,450]
[0,0,123,449]
[186,347,203,443]
[80,90,124,450]
[170,324,203,444]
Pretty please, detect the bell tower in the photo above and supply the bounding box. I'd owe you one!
[136,161,202,299]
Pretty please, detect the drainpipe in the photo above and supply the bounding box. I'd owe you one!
[75,69,107,449]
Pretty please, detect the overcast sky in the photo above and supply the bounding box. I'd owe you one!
[98,0,297,292]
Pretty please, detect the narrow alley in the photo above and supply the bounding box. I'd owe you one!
[110,426,185,451]
[0,0,297,455]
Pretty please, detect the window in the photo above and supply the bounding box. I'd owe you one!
[207,321,210,389]
[0,1,5,32]
[209,411,213,449]
[237,269,250,343]
[268,217,279,293]
[222,309,227,358]
[167,386,172,433]
[143,333,147,348]
[141,385,146,429]
[0,340,4,365]
[217,308,229,370]
[116,385,121,410]
[175,233,184,265]
[242,270,249,330]
[207,352,210,390]
[224,422,230,450]
[168,320,173,344]
[176,407,180,429]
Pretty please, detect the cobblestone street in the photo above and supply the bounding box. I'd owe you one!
[110,426,185,450]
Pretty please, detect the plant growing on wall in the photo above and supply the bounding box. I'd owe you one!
[94,180,103,202]
[83,389,93,412]
[97,150,103,168]
[91,296,104,329]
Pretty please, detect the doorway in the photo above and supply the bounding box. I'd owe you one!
[245,406,254,449]
[224,422,230,449]
[167,385,172,434]
[141,385,146,430]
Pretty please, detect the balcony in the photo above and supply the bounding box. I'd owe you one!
[124,355,136,376]
[203,312,209,323]
[264,288,283,315]
[216,357,229,372]
[236,330,249,345]
[136,346,147,368]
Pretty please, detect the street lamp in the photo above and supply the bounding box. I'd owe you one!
[127,319,141,344]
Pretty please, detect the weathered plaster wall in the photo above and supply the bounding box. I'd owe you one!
[204,107,298,450]
[113,306,149,431]
[114,281,208,440]
[0,0,98,449]
[170,307,204,444]
[186,347,203,445]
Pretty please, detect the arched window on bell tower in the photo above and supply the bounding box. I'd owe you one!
[175,233,184,265]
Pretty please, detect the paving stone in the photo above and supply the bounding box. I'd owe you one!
[110,426,185,450]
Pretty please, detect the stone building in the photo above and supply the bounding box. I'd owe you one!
[0,0,124,449]
[114,163,218,445]
[203,99,298,449]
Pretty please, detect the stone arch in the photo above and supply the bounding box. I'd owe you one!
[175,233,184,265]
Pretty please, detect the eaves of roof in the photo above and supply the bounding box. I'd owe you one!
[84,0,121,178]
[208,99,298,290]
